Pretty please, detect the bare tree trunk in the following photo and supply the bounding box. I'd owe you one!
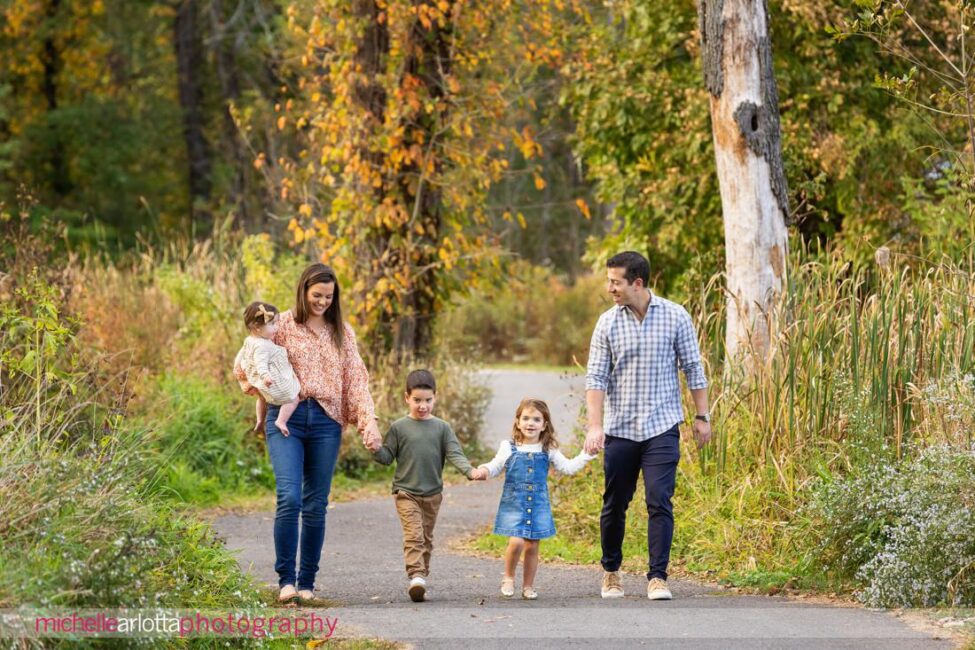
[699,0,790,368]
[350,0,394,357]
[209,0,249,228]
[174,0,213,236]
[42,0,70,197]
[392,0,452,359]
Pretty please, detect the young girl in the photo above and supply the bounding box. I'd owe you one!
[234,301,301,436]
[477,398,596,600]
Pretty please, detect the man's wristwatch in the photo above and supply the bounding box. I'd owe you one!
[695,414,710,423]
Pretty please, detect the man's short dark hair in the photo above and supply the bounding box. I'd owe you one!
[406,369,437,394]
[607,251,650,286]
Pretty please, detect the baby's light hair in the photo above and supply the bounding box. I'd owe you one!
[243,301,279,331]
[511,398,559,452]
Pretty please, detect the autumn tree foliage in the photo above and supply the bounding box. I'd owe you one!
[278,0,573,358]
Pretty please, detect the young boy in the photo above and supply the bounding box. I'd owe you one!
[373,369,487,602]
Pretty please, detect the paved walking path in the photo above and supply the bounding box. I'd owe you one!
[213,370,952,648]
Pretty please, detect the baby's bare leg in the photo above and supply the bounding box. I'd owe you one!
[274,398,299,436]
[255,397,267,432]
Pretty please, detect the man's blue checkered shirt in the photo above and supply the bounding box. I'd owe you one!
[585,291,708,441]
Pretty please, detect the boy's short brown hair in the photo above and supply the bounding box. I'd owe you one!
[405,369,436,394]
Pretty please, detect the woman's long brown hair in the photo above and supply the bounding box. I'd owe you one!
[294,263,344,349]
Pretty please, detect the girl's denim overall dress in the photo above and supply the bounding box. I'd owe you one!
[492,440,556,540]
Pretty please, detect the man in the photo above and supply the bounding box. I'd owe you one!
[584,251,712,601]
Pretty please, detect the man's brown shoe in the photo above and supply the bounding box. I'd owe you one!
[601,570,624,598]
[647,577,672,600]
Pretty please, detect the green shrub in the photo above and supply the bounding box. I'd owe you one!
[0,444,261,610]
[137,373,274,504]
[436,261,608,366]
[0,270,266,642]
[807,444,975,607]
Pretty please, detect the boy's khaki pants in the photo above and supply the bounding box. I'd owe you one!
[394,490,443,578]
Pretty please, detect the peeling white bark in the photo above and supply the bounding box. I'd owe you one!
[700,0,789,367]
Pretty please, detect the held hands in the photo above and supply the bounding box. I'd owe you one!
[362,419,382,452]
[263,376,274,387]
[583,426,605,455]
[470,467,489,481]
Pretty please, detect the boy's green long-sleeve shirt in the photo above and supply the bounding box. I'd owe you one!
[373,415,475,496]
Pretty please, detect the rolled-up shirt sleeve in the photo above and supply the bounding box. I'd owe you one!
[585,314,612,391]
[340,323,377,431]
[675,308,708,390]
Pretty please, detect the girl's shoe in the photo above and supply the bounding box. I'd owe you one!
[278,584,298,602]
[500,577,515,598]
[522,587,538,600]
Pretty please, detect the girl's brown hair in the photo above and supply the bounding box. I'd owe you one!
[511,398,559,451]
[294,263,344,349]
[243,301,279,331]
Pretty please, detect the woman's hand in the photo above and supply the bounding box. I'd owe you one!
[361,419,382,452]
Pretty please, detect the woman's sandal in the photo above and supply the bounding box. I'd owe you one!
[500,577,515,598]
[522,587,538,600]
[278,584,298,603]
[297,589,316,605]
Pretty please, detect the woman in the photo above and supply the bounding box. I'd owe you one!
[235,263,382,603]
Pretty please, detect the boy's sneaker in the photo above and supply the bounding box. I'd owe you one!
[647,577,672,600]
[408,576,427,602]
[601,570,624,598]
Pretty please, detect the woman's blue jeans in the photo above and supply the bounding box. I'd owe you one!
[265,398,342,590]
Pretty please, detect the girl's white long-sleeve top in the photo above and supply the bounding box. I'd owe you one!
[480,441,596,478]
